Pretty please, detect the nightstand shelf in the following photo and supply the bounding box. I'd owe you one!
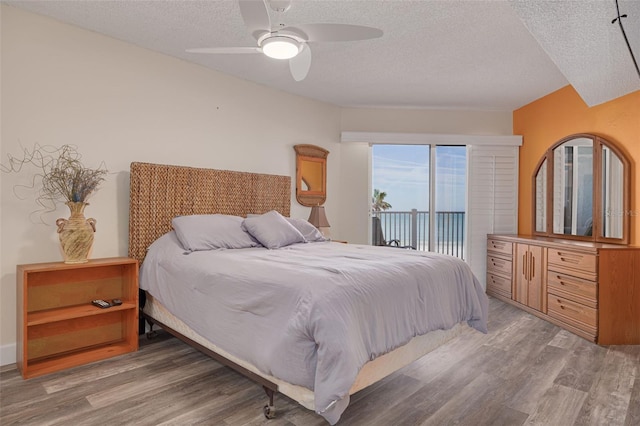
[27,302,137,326]
[17,257,139,379]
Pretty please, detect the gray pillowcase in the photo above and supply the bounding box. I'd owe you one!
[242,210,306,249]
[172,214,259,251]
[287,217,327,242]
[247,213,326,242]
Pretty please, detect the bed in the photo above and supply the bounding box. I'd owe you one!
[128,162,488,424]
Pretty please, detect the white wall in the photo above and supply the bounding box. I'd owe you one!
[338,142,371,244]
[0,6,342,362]
[0,5,515,365]
[341,107,513,135]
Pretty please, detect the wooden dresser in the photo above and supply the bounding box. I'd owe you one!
[487,235,640,345]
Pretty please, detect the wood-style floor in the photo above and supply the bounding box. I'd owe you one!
[1,297,639,426]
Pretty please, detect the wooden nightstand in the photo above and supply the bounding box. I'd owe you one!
[16,257,139,379]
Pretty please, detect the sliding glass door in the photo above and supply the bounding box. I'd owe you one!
[371,144,466,258]
[434,146,466,258]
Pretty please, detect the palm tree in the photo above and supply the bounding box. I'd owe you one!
[372,189,392,212]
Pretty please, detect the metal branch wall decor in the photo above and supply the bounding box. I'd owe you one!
[612,0,640,80]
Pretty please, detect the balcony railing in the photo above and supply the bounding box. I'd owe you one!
[372,209,465,259]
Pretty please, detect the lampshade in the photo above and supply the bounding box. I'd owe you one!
[261,36,301,60]
[308,205,330,228]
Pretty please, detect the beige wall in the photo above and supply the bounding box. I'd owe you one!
[0,5,514,363]
[0,6,343,359]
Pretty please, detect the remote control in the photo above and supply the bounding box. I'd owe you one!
[111,299,123,306]
[92,299,111,309]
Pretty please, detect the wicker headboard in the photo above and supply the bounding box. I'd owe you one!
[128,162,291,263]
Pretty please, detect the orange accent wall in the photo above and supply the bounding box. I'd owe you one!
[513,85,640,245]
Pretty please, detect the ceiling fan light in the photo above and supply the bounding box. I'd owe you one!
[261,36,300,60]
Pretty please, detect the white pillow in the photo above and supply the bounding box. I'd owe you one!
[287,217,327,242]
[172,214,259,251]
[242,210,306,249]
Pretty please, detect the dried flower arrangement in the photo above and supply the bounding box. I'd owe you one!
[1,144,108,217]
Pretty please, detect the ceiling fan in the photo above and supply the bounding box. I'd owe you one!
[186,0,383,81]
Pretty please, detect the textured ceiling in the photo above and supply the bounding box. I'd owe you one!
[511,0,640,107]
[4,0,639,110]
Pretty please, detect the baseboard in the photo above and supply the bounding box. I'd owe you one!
[0,342,16,367]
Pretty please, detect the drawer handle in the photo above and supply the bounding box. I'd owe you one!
[556,251,582,262]
[531,255,535,279]
[556,251,580,258]
[558,278,579,289]
[557,300,581,314]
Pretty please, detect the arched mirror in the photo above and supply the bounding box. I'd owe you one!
[294,144,329,207]
[552,136,593,237]
[535,158,547,233]
[601,145,625,239]
[533,134,630,244]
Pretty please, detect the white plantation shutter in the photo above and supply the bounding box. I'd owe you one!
[466,145,519,290]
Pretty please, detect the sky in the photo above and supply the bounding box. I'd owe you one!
[372,145,466,212]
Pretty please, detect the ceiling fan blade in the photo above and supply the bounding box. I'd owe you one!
[239,0,271,40]
[285,23,383,42]
[186,47,262,54]
[290,44,311,82]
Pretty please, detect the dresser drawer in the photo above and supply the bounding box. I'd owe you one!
[487,239,512,256]
[487,273,512,297]
[487,256,512,277]
[548,294,597,333]
[548,272,597,308]
[547,249,597,280]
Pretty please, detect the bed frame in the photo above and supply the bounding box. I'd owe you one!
[127,161,465,420]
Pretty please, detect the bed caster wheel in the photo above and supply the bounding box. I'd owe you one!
[263,404,276,419]
[146,330,158,339]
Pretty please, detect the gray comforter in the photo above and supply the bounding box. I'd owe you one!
[140,232,488,424]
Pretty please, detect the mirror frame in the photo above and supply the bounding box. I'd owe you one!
[294,144,329,207]
[532,133,631,245]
